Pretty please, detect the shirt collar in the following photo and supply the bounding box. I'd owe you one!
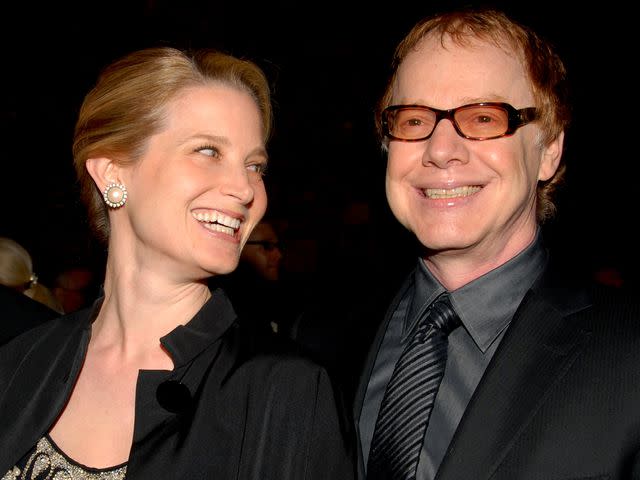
[159,288,238,368]
[405,229,548,352]
[84,288,236,368]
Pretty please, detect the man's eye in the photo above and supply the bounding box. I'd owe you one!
[475,115,494,124]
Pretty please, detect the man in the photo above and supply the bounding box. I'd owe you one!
[240,219,284,283]
[355,8,640,480]
[52,266,98,313]
[215,218,297,338]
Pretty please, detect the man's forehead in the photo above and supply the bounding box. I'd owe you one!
[393,34,531,105]
[408,32,520,64]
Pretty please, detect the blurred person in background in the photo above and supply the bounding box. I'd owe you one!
[215,216,301,340]
[0,237,59,345]
[0,236,63,314]
[241,218,284,283]
[52,265,99,313]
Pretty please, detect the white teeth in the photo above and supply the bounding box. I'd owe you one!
[201,222,235,235]
[192,211,241,230]
[195,212,217,222]
[424,185,481,199]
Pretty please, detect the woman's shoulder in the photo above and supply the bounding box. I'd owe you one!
[0,308,91,378]
[6,306,89,341]
[228,328,334,392]
[0,284,58,346]
[246,334,326,374]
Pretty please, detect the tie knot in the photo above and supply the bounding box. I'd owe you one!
[428,295,460,335]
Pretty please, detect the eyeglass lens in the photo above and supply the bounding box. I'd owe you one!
[388,104,510,140]
[246,241,280,251]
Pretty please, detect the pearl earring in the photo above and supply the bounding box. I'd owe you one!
[103,182,128,208]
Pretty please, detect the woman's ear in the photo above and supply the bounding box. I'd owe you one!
[85,157,120,192]
[86,158,128,209]
[538,131,564,181]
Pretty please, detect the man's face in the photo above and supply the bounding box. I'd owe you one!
[241,223,283,281]
[385,35,561,267]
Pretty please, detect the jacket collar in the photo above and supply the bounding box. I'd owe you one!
[160,288,238,368]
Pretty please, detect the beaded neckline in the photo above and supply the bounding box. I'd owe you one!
[2,435,127,480]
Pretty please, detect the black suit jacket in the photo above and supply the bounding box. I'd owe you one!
[0,284,57,346]
[354,267,640,479]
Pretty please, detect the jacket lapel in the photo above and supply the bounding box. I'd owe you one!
[0,312,89,474]
[436,282,592,480]
[353,273,414,479]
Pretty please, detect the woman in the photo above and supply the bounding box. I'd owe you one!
[0,47,354,479]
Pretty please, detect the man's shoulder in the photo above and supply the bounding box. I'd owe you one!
[534,277,640,349]
[583,283,640,330]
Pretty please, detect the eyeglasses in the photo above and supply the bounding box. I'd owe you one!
[381,102,538,141]
[245,240,282,252]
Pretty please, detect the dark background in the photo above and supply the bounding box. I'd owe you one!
[1,1,636,290]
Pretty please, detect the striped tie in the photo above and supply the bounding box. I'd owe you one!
[367,294,461,480]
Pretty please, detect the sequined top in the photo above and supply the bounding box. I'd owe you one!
[2,436,126,480]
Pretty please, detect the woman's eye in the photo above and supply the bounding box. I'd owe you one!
[248,162,268,176]
[197,145,220,157]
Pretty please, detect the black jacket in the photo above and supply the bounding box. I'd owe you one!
[0,288,355,479]
[0,284,57,346]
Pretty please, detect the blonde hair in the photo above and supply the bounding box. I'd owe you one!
[73,47,273,243]
[0,237,64,313]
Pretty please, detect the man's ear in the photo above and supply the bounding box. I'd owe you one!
[538,131,564,181]
[85,157,121,191]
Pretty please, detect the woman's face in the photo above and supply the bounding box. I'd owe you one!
[116,84,268,281]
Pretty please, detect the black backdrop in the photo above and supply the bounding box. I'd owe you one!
[1,1,636,288]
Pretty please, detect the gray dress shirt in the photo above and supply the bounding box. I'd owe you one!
[359,231,548,479]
